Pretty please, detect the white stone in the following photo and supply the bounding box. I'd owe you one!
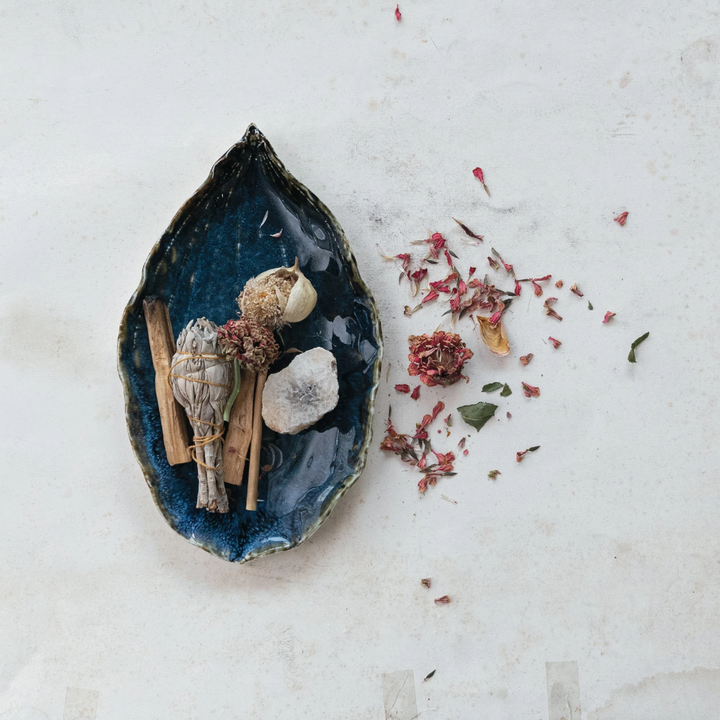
[262,347,339,435]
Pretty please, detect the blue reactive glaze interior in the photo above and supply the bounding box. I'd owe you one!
[118,126,382,562]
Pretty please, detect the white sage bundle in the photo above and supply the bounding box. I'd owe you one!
[171,318,232,513]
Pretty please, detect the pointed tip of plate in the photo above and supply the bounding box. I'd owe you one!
[243,123,264,142]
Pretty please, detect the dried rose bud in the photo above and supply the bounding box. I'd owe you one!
[520,353,534,366]
[570,283,584,297]
[549,336,562,349]
[408,331,473,387]
[218,318,280,373]
[239,258,317,328]
[614,211,629,226]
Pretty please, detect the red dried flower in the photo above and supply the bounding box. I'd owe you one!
[217,318,280,373]
[549,336,562,349]
[521,382,540,398]
[520,353,534,366]
[395,384,410,394]
[514,279,522,296]
[614,211,629,226]
[411,385,420,400]
[603,311,616,323]
[395,4,401,21]
[408,332,473,387]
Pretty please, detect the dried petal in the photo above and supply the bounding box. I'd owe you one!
[514,279,522,295]
[434,595,451,604]
[394,384,410,394]
[472,167,485,183]
[421,578,431,588]
[521,382,540,398]
[549,336,562,349]
[543,297,563,321]
[555,280,564,289]
[488,256,500,271]
[476,315,510,357]
[614,211,629,226]
[570,283,584,297]
[603,311,616,323]
[488,470,501,480]
[519,353,534,366]
[395,4,401,21]
[411,385,420,400]
[452,217,484,241]
[516,445,540,463]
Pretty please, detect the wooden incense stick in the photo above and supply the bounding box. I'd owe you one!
[223,368,256,486]
[246,370,267,511]
[143,297,192,465]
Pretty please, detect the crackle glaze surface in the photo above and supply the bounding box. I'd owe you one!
[118,126,382,562]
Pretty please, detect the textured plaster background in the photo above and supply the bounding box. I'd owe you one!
[1,1,720,718]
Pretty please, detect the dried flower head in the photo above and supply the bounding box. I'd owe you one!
[408,332,473,387]
[217,318,280,373]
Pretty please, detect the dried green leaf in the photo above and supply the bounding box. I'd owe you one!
[628,331,650,363]
[588,301,594,310]
[424,670,436,681]
[457,401,498,432]
[482,382,503,392]
[500,383,512,397]
[528,445,540,452]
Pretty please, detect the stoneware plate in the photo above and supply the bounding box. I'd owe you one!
[118,125,382,563]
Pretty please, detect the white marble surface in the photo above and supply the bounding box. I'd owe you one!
[2,1,720,718]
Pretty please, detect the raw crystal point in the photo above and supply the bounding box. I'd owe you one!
[262,347,339,435]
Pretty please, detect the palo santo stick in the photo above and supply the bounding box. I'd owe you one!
[246,370,267,511]
[143,297,192,465]
[223,368,256,486]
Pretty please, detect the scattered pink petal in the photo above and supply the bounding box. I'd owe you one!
[521,382,540,398]
[549,336,562,349]
[520,353,534,366]
[506,412,512,419]
[473,167,491,196]
[614,211,629,226]
[603,311,616,323]
[395,4,402,21]
[469,266,476,277]
[514,279,522,295]
[394,384,410,394]
[544,297,563,321]
[452,218,484,241]
[463,449,469,456]
[411,385,420,400]
[457,437,466,450]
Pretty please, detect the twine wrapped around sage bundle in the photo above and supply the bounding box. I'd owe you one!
[171,318,232,513]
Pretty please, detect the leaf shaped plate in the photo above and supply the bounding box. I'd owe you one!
[118,125,382,563]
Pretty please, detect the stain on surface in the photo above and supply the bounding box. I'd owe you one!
[588,667,720,720]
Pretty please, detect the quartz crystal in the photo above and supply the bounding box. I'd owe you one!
[262,347,339,435]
